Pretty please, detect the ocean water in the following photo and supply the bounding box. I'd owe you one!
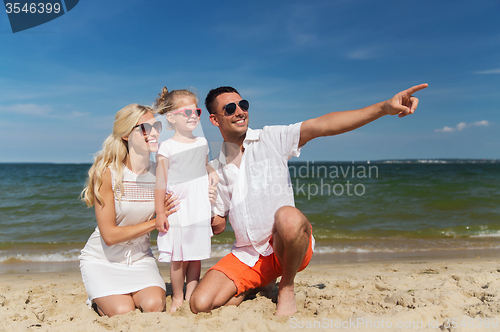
[0,160,499,266]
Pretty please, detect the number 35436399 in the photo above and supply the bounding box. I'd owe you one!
[5,2,61,14]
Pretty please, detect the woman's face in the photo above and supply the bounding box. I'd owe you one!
[127,112,161,154]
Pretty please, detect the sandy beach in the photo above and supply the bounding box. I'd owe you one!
[1,251,499,332]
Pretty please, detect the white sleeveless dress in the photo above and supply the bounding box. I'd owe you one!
[79,165,165,300]
[156,137,212,262]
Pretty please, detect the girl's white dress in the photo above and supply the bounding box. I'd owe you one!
[157,137,212,262]
[79,165,165,300]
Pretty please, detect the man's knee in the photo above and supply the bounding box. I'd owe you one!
[190,288,213,314]
[190,269,237,314]
[274,206,310,238]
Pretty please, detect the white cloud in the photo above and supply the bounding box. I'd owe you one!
[69,111,88,118]
[456,122,467,131]
[435,120,490,133]
[0,104,89,119]
[346,46,381,60]
[0,104,53,116]
[439,126,455,133]
[474,69,500,75]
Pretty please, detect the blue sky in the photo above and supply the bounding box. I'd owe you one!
[1,0,499,162]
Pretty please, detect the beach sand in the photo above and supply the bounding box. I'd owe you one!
[1,251,499,332]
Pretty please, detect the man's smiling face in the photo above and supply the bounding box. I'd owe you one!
[210,92,249,141]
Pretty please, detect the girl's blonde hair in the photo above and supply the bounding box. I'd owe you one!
[154,87,198,129]
[81,104,153,207]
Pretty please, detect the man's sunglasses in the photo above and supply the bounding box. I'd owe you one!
[172,108,202,117]
[132,121,162,135]
[223,100,249,115]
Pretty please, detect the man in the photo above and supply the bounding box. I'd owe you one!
[190,83,428,315]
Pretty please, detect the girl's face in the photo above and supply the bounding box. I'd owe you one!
[167,97,200,133]
[126,112,161,154]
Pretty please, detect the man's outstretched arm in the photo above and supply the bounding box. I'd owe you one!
[299,83,428,147]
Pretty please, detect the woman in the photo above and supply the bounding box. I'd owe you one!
[79,104,178,316]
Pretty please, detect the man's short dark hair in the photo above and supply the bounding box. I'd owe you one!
[205,86,240,114]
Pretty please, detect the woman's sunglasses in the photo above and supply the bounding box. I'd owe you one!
[132,121,162,135]
[223,100,249,115]
[172,108,202,117]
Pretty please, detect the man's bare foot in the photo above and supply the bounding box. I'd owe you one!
[275,286,297,316]
[169,297,183,313]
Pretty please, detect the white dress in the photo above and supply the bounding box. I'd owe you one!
[79,165,165,300]
[156,137,212,262]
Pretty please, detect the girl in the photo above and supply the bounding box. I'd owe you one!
[154,87,218,313]
[79,104,179,316]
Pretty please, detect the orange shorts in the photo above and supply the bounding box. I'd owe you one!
[208,226,314,296]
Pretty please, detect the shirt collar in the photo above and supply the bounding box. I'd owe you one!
[242,127,260,147]
[218,128,260,165]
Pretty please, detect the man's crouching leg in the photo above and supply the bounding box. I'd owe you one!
[190,269,241,313]
[272,206,311,316]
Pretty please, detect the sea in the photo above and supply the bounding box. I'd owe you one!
[1,160,499,272]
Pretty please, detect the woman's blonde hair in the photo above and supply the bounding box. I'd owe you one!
[81,104,153,207]
[154,87,198,129]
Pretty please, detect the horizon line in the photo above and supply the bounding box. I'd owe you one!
[0,158,498,165]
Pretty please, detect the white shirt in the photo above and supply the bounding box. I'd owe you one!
[212,123,314,267]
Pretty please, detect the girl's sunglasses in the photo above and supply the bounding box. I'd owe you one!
[172,108,202,117]
[223,99,249,115]
[132,121,162,135]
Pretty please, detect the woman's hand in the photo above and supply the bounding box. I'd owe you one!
[164,191,180,218]
[155,192,179,232]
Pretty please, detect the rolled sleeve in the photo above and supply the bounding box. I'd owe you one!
[261,122,302,161]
